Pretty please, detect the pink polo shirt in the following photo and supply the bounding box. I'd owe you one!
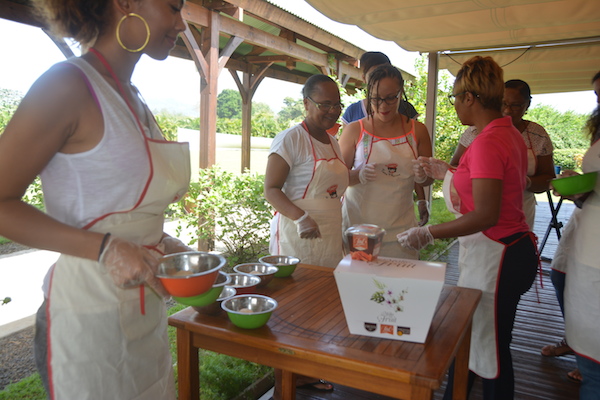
[453,116,530,240]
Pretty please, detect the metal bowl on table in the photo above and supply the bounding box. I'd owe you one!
[193,286,237,315]
[258,255,300,278]
[226,273,261,294]
[156,251,226,297]
[221,294,278,329]
[233,263,278,287]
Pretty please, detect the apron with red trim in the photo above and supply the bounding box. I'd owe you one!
[342,120,419,259]
[442,171,508,378]
[553,139,600,362]
[45,50,190,400]
[270,124,348,268]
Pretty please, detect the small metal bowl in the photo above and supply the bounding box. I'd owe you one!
[226,273,261,295]
[221,294,278,329]
[173,271,231,307]
[193,286,237,315]
[157,251,227,297]
[233,263,278,287]
[259,255,300,278]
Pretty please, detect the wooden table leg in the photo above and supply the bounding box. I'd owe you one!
[177,328,199,400]
[280,370,296,400]
[453,320,472,400]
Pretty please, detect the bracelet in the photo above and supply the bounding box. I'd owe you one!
[293,211,309,225]
[98,232,111,261]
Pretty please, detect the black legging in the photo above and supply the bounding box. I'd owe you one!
[444,232,539,400]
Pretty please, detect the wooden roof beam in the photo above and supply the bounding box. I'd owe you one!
[206,0,365,60]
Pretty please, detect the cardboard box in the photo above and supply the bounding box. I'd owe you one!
[334,254,446,343]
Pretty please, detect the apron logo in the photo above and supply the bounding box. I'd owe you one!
[382,163,400,176]
[326,184,339,198]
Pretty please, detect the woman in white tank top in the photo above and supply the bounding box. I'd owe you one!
[0,1,191,399]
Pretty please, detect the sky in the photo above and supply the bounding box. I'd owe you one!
[0,1,596,117]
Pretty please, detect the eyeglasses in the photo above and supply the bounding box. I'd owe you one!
[306,97,344,112]
[502,102,526,111]
[448,91,467,105]
[369,91,402,106]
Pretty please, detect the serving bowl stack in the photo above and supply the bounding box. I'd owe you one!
[221,294,278,329]
[233,263,278,287]
[259,255,300,278]
[193,286,237,315]
[173,271,231,307]
[156,251,227,297]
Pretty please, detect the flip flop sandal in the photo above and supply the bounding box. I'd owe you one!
[566,368,583,383]
[296,379,334,392]
[541,338,574,357]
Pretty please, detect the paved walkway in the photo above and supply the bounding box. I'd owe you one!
[0,196,575,339]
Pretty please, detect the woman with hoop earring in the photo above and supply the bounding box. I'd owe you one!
[0,1,189,398]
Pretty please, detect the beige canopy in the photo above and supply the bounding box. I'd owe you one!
[305,0,600,94]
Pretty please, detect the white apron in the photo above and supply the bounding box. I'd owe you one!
[522,131,538,229]
[44,50,191,400]
[342,121,418,259]
[270,127,349,269]
[442,172,508,378]
[553,139,600,362]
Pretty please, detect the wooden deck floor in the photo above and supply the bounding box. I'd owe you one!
[289,198,580,400]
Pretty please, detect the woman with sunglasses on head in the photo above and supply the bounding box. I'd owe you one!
[338,64,433,259]
[450,79,556,230]
[401,56,539,399]
[264,74,346,398]
[0,0,190,398]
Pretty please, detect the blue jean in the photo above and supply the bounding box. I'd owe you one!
[576,355,600,400]
[550,269,566,316]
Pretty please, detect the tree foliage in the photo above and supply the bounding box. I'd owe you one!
[277,97,304,121]
[216,89,242,119]
[0,88,22,134]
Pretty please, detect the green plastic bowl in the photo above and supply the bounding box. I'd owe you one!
[259,255,300,278]
[552,172,598,196]
[221,294,278,329]
[173,271,231,307]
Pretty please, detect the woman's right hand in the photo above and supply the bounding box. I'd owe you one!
[294,212,321,239]
[414,157,452,181]
[358,163,377,184]
[99,236,169,298]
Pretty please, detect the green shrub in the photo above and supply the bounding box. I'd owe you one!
[172,166,272,267]
[553,148,587,171]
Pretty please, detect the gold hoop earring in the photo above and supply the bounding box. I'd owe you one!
[116,13,150,53]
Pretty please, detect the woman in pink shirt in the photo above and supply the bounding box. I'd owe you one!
[398,56,539,399]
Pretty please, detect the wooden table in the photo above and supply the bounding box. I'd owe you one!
[169,264,481,400]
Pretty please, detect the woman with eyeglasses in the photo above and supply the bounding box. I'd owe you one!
[401,56,539,399]
[264,74,348,270]
[450,79,556,229]
[338,64,433,259]
[264,74,346,397]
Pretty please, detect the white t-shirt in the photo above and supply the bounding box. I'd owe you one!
[269,124,342,201]
[459,121,553,156]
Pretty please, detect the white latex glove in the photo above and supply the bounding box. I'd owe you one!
[161,234,193,254]
[412,158,428,184]
[358,163,377,184]
[417,200,430,227]
[99,236,169,298]
[397,226,434,251]
[293,211,321,239]
[420,157,452,180]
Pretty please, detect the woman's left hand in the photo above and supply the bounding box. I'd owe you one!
[397,226,434,250]
[161,235,193,254]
